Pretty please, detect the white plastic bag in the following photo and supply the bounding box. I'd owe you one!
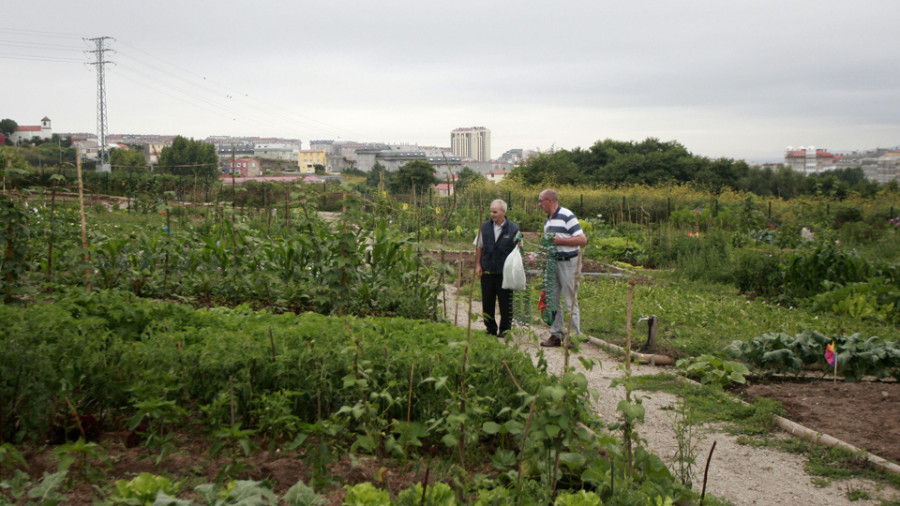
[502,247,527,291]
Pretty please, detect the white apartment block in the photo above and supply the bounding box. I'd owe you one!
[451,127,491,162]
[784,146,838,174]
[255,142,300,161]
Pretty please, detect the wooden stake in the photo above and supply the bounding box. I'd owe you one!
[700,440,717,504]
[833,341,838,384]
[625,279,635,371]
[75,146,91,290]
[269,327,277,361]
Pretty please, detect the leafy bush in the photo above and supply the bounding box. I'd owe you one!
[649,230,733,283]
[809,278,899,324]
[731,249,783,299]
[584,236,645,264]
[781,245,874,300]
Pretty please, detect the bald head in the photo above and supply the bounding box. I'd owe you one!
[539,189,558,203]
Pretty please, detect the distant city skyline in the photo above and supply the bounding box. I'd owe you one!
[12,117,897,168]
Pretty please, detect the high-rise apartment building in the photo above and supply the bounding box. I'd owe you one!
[451,127,491,161]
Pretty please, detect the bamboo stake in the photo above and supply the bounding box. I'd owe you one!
[229,376,235,427]
[269,327,277,361]
[833,341,838,384]
[515,395,539,505]
[458,224,483,471]
[405,363,415,457]
[65,397,87,441]
[454,258,462,327]
[625,279,635,371]
[75,146,91,290]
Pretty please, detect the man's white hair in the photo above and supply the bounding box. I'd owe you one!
[491,199,508,212]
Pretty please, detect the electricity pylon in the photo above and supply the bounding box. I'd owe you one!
[85,36,114,173]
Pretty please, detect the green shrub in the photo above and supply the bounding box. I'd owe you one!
[731,249,783,299]
[650,230,732,283]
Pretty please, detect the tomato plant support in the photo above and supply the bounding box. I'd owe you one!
[75,146,91,290]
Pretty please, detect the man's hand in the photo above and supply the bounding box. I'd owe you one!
[475,265,483,278]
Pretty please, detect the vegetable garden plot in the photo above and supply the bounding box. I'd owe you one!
[0,289,699,504]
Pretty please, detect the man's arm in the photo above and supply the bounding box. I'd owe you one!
[475,247,484,278]
[553,234,587,247]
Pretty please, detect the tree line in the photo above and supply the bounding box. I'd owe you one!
[507,138,891,199]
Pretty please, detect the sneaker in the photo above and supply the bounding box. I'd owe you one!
[540,334,562,347]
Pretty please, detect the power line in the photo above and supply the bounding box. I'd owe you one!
[0,40,85,51]
[113,40,373,141]
[2,28,377,144]
[0,27,85,40]
[0,53,83,63]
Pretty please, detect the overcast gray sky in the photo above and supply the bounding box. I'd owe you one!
[3,0,899,162]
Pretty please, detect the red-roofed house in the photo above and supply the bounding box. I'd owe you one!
[434,182,455,197]
[486,169,508,183]
[10,117,52,145]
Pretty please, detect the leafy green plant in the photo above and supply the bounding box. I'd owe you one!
[675,355,749,387]
[0,443,26,478]
[0,196,30,302]
[342,482,391,505]
[53,437,110,485]
[21,470,69,506]
[109,472,179,505]
[209,423,259,481]
[395,481,457,505]
[809,278,899,324]
[251,390,302,451]
[552,490,604,505]
[195,479,278,505]
[282,480,327,506]
[128,396,187,465]
[667,386,705,489]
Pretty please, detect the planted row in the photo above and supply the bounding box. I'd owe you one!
[10,195,446,319]
[726,330,900,381]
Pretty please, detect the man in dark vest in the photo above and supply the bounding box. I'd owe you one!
[474,199,521,338]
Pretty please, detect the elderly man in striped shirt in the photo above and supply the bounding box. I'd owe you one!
[538,189,587,347]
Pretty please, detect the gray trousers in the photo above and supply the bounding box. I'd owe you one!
[549,257,581,336]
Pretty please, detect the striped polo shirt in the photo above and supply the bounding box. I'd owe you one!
[544,206,583,259]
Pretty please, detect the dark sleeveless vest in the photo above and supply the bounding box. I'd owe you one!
[480,219,520,274]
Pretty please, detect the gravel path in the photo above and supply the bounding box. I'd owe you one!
[441,285,900,505]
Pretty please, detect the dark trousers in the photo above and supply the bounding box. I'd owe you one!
[481,274,513,336]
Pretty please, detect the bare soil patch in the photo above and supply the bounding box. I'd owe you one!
[738,379,900,463]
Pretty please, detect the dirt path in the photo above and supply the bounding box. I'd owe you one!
[441,285,900,505]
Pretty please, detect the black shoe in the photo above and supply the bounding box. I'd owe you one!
[540,334,562,347]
